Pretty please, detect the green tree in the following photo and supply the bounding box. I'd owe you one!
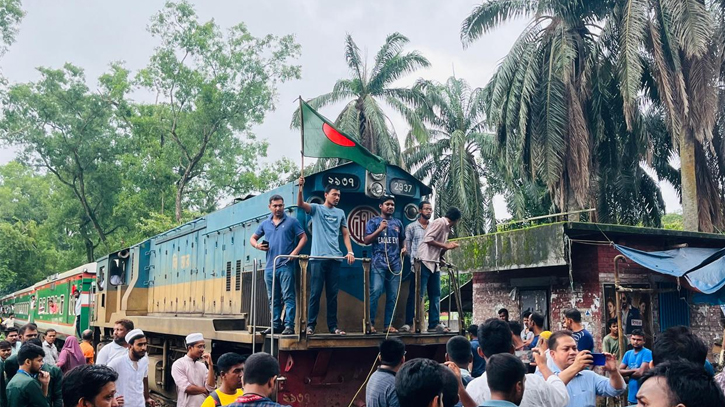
[134,0,301,222]
[0,64,125,260]
[0,0,24,56]
[405,77,499,235]
[292,33,430,168]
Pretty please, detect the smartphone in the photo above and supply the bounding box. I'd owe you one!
[259,240,269,248]
[591,353,606,366]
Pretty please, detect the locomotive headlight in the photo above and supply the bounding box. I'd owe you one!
[404,204,419,221]
[370,172,385,181]
[368,182,384,198]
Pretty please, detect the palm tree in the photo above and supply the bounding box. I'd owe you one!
[461,1,670,227]
[461,1,609,217]
[291,33,430,168]
[617,0,724,231]
[405,77,499,235]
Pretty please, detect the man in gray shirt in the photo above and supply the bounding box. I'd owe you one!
[366,338,405,407]
[298,176,355,335]
[400,201,432,332]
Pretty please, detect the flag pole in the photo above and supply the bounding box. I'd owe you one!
[299,96,304,178]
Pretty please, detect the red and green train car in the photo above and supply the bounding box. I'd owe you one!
[1,263,96,338]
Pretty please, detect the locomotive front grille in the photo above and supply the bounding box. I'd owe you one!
[240,268,271,329]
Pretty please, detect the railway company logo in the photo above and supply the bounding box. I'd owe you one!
[348,206,379,246]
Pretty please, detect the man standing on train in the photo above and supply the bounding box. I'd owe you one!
[364,195,406,333]
[251,194,308,336]
[416,207,462,333]
[298,176,355,336]
[400,200,432,333]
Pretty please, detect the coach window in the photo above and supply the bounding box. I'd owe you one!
[60,295,65,315]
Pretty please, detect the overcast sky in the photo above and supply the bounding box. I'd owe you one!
[0,0,681,218]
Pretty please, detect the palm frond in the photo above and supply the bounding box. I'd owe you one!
[461,0,539,46]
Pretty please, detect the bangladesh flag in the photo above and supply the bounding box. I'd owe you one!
[301,100,387,173]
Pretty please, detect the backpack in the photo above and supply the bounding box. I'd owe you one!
[209,390,222,406]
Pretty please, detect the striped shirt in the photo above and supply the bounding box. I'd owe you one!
[404,220,428,259]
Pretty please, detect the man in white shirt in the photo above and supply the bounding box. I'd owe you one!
[42,329,58,366]
[171,333,215,407]
[107,329,155,407]
[466,319,577,407]
[3,313,15,330]
[96,319,134,365]
[73,291,82,337]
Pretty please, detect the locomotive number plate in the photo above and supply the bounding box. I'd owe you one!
[390,178,416,197]
[324,173,360,190]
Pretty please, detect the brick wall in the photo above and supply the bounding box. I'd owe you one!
[468,236,724,357]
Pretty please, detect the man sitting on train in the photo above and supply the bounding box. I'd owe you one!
[250,194,307,336]
[364,195,406,334]
[298,176,355,336]
[96,319,134,366]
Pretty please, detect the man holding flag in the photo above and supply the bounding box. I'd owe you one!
[296,99,390,336]
[298,177,355,335]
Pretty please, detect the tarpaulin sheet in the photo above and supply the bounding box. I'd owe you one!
[614,245,725,299]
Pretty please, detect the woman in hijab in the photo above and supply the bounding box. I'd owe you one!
[57,335,86,374]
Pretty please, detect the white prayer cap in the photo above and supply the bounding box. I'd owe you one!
[185,333,204,345]
[125,329,144,344]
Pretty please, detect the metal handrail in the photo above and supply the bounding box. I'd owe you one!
[265,254,372,357]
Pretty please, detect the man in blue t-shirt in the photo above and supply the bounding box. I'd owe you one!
[563,308,594,352]
[251,194,308,336]
[298,176,355,336]
[363,195,406,334]
[619,329,652,404]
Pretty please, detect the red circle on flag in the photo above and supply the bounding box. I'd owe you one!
[347,206,379,246]
[323,123,356,147]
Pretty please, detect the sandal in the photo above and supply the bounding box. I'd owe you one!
[305,326,314,335]
[385,326,399,334]
[331,328,346,335]
[369,326,377,334]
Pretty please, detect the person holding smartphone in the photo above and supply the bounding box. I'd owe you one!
[251,194,307,336]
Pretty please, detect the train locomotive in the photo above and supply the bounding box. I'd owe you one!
[2,163,456,407]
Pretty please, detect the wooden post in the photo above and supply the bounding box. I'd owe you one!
[363,258,371,334]
[414,260,422,334]
[614,255,627,359]
[298,257,309,342]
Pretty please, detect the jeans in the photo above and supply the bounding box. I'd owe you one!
[419,263,441,329]
[369,267,401,327]
[264,263,296,329]
[307,259,340,331]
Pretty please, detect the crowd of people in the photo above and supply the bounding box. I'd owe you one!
[0,182,723,407]
[0,317,722,407]
[366,318,725,407]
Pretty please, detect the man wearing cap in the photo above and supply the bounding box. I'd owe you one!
[107,329,155,407]
[364,195,406,334]
[171,333,215,407]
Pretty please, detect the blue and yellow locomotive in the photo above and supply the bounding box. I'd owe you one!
[6,163,455,407]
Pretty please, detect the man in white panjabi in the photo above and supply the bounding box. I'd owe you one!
[171,333,215,407]
[107,328,156,407]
